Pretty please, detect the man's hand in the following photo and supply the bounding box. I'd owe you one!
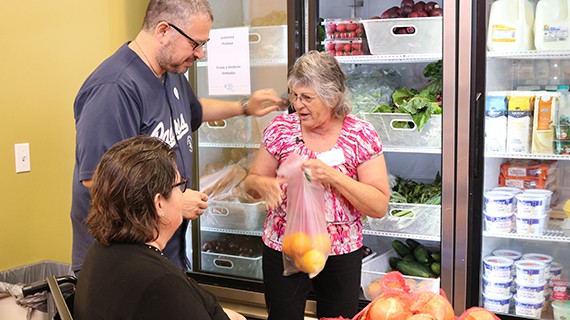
[182,189,208,220]
[246,88,287,117]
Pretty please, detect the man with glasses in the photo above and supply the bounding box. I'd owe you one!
[71,0,283,274]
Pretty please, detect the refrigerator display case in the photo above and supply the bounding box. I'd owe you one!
[313,0,456,306]
[187,0,459,318]
[457,0,570,319]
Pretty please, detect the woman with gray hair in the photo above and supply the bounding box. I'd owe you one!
[244,50,390,319]
[74,136,245,320]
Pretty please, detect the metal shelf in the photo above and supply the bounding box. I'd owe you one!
[487,50,570,60]
[336,53,442,64]
[383,146,441,154]
[483,225,570,243]
[198,142,261,149]
[201,227,262,237]
[196,59,287,67]
[485,152,570,160]
[362,224,441,242]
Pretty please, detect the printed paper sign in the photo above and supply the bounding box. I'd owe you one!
[207,27,251,95]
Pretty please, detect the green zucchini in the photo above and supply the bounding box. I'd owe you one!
[389,257,402,270]
[396,260,432,278]
[392,240,411,258]
[413,245,430,264]
[405,239,422,250]
[431,262,441,275]
[431,251,441,262]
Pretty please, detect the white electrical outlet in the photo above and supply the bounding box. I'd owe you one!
[15,143,31,173]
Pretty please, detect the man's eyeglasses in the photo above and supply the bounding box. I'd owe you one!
[288,92,318,105]
[172,178,188,193]
[167,22,209,51]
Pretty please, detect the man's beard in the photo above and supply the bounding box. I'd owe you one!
[157,44,195,75]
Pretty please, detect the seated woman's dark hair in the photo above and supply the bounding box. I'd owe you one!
[86,135,177,245]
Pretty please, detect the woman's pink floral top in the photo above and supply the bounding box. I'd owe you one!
[262,113,383,255]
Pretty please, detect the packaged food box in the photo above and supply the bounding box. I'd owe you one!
[555,139,570,154]
[361,249,440,301]
[323,18,365,39]
[323,38,368,56]
[361,17,442,55]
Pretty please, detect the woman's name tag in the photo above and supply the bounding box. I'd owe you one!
[317,149,345,166]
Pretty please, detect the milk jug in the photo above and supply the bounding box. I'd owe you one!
[487,0,535,51]
[534,0,570,50]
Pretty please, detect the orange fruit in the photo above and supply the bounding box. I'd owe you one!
[366,281,383,299]
[299,249,326,274]
[281,235,294,257]
[312,233,331,253]
[290,232,312,257]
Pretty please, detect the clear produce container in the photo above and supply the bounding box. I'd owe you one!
[323,18,365,40]
[323,38,368,56]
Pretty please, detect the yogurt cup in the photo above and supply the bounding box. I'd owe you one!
[516,259,547,285]
[484,256,515,280]
[485,191,514,215]
[483,293,512,313]
[516,279,547,303]
[550,262,563,285]
[493,186,523,195]
[514,295,544,318]
[483,276,513,299]
[524,189,553,209]
[516,193,548,217]
[493,249,522,278]
[484,211,514,233]
[515,213,547,235]
[523,253,553,279]
[552,300,570,320]
[552,279,569,300]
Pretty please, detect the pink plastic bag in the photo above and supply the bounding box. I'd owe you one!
[278,153,330,278]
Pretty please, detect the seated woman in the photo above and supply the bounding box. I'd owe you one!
[74,135,244,320]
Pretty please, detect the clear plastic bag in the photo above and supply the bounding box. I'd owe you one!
[278,154,330,278]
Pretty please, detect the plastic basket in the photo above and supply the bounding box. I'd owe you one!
[359,113,442,149]
[368,203,441,237]
[361,249,440,301]
[361,17,442,55]
[201,252,262,280]
[249,26,287,61]
[200,201,266,231]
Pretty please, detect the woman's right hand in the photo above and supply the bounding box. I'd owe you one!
[251,175,283,210]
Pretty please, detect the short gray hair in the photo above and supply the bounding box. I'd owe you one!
[143,0,213,30]
[288,50,352,118]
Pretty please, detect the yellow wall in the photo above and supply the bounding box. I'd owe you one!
[0,1,147,271]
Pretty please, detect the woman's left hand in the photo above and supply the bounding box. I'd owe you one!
[301,159,337,187]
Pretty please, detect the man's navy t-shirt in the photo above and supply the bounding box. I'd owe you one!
[71,42,202,271]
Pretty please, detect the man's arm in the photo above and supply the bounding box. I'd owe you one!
[200,88,285,122]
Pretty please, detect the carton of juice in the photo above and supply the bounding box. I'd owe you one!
[486,92,509,153]
[507,92,535,153]
[532,92,559,154]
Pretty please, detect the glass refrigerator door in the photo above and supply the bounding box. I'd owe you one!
[314,0,456,306]
[186,0,296,291]
[460,0,570,318]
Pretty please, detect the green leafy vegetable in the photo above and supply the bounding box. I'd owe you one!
[389,173,442,205]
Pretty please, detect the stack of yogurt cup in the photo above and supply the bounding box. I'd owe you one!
[493,249,522,295]
[482,255,515,313]
[515,190,552,235]
[483,190,516,233]
[513,254,552,318]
